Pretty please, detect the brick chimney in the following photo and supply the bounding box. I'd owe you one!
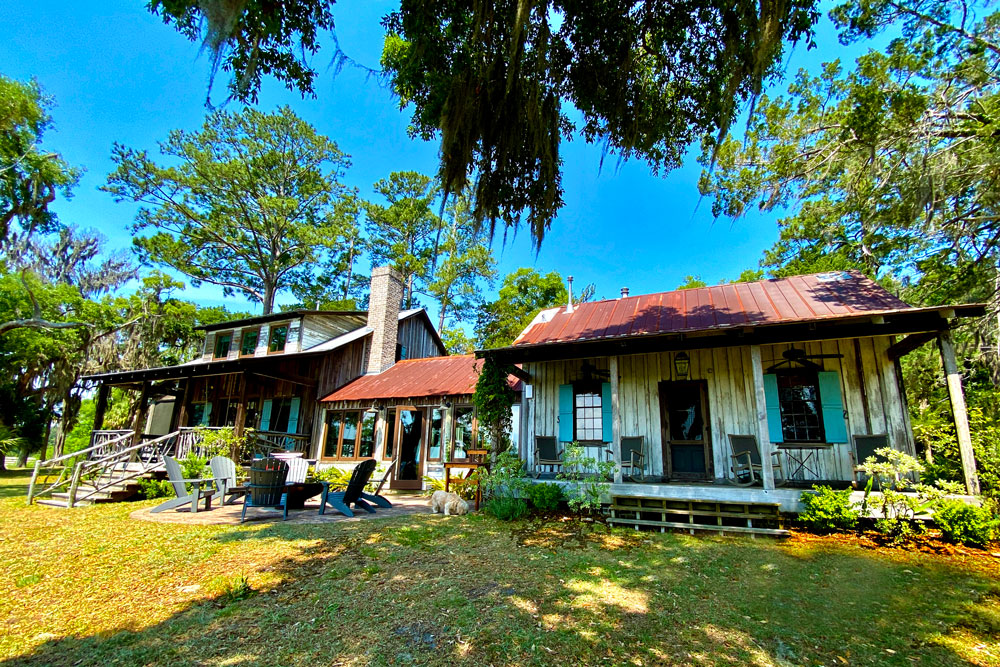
[366,266,404,374]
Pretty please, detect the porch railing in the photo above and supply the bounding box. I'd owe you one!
[247,430,311,456]
[27,430,136,504]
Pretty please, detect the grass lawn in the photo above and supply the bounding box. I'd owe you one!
[2,469,999,666]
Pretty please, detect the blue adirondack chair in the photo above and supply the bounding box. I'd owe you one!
[241,458,289,523]
[319,458,378,517]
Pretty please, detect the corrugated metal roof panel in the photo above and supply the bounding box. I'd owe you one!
[321,355,518,402]
[510,271,913,348]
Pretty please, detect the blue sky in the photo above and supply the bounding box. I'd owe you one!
[0,1,863,321]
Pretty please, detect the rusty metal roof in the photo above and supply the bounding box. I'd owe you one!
[512,271,915,347]
[320,355,497,402]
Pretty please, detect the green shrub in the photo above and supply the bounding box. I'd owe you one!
[934,500,998,548]
[483,496,529,521]
[422,475,478,500]
[557,443,616,515]
[800,486,859,532]
[138,478,173,500]
[526,482,564,511]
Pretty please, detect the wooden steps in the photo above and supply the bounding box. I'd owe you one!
[607,496,790,537]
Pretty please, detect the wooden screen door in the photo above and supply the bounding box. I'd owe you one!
[659,381,712,480]
[390,407,424,490]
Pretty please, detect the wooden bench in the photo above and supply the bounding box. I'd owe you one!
[607,495,789,537]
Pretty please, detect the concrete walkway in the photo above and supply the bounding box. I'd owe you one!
[131,494,431,526]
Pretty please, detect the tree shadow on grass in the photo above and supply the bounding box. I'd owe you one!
[6,514,999,666]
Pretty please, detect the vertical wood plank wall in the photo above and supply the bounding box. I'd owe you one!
[523,336,915,481]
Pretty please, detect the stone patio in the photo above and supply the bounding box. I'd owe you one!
[131,493,431,526]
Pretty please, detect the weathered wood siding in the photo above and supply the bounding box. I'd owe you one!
[523,336,914,482]
[397,314,445,360]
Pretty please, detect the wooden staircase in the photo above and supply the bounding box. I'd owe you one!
[34,465,168,507]
[607,495,790,537]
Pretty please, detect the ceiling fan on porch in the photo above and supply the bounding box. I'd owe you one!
[765,347,843,373]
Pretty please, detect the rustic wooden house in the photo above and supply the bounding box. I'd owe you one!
[482,271,984,513]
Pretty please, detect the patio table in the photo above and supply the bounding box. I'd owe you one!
[283,482,323,510]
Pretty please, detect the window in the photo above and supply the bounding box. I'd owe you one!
[452,406,474,460]
[324,410,373,460]
[382,409,396,460]
[395,343,408,361]
[428,408,444,461]
[213,332,232,358]
[574,384,603,442]
[358,411,376,458]
[268,398,294,432]
[268,324,289,353]
[240,329,259,356]
[777,371,824,442]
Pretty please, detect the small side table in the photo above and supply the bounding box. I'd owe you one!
[778,444,831,481]
[443,449,489,510]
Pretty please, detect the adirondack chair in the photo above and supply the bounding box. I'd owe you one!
[361,459,396,508]
[284,457,309,484]
[532,436,563,478]
[728,434,785,487]
[851,434,888,486]
[210,456,249,506]
[319,458,378,517]
[241,458,289,523]
[607,436,647,482]
[151,455,217,513]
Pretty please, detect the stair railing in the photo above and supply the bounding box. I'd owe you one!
[27,430,135,504]
[69,431,180,507]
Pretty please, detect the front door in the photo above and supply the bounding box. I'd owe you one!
[391,407,424,490]
[659,381,712,480]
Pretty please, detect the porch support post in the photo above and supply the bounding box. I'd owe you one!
[175,379,193,429]
[93,383,109,431]
[937,330,980,495]
[749,345,776,490]
[610,356,622,484]
[133,381,151,444]
[233,373,248,438]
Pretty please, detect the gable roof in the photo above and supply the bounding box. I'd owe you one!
[197,309,367,332]
[511,271,941,347]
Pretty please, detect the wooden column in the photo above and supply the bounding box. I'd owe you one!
[233,373,248,437]
[938,330,981,495]
[93,384,110,431]
[749,345,776,490]
[175,379,193,429]
[610,356,623,484]
[132,382,151,443]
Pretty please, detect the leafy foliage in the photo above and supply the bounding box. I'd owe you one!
[472,357,517,455]
[138,478,173,500]
[934,500,998,548]
[800,486,860,532]
[0,74,79,248]
[557,444,616,515]
[106,106,354,315]
[149,0,820,247]
[474,268,567,349]
[482,496,529,521]
[525,482,564,512]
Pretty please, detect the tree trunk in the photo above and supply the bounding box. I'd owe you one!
[406,273,415,310]
[263,281,275,315]
[343,236,355,301]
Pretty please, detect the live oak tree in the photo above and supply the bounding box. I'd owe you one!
[148,0,820,248]
[105,106,353,315]
[0,74,79,250]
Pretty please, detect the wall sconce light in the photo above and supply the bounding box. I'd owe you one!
[441,400,453,409]
[674,351,690,379]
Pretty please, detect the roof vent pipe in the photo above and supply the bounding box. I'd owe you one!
[566,276,575,314]
[621,287,629,298]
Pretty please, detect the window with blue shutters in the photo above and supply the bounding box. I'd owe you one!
[763,370,847,443]
[559,381,610,443]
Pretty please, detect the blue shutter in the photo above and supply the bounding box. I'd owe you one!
[601,382,613,443]
[558,384,574,443]
[200,402,212,426]
[817,371,847,443]
[762,374,783,443]
[260,399,272,431]
[286,398,300,434]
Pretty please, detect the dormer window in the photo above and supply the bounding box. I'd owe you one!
[268,324,288,353]
[213,332,232,359]
[240,328,259,356]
